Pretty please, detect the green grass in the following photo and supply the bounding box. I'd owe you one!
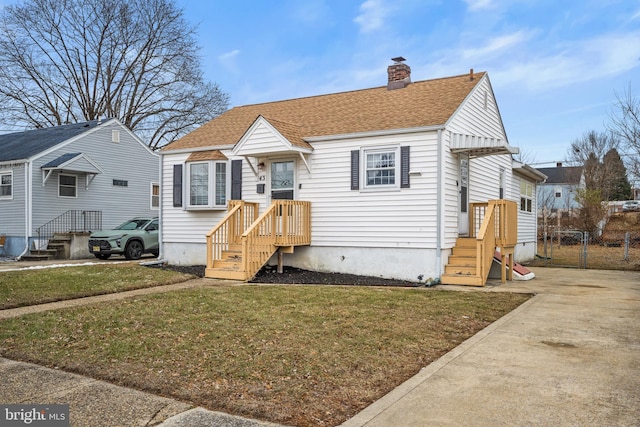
[0,264,195,309]
[0,284,531,426]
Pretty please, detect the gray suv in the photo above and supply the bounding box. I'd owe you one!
[88,217,159,260]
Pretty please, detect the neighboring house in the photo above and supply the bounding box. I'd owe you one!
[159,59,545,285]
[536,163,584,213]
[0,118,159,258]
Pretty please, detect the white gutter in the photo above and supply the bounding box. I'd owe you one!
[435,129,444,279]
[304,124,446,142]
[160,145,236,155]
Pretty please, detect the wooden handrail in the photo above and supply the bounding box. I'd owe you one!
[241,200,311,279]
[471,199,518,283]
[205,201,259,271]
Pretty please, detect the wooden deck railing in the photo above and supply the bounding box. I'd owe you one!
[206,201,259,270]
[243,200,311,279]
[206,200,311,280]
[469,200,518,283]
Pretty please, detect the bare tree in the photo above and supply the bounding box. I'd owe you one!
[608,85,640,183]
[0,0,229,149]
[566,131,630,200]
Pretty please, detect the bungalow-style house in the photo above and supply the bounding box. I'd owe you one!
[159,59,545,285]
[0,118,159,258]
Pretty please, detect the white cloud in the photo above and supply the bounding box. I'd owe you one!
[219,49,240,61]
[462,30,532,59]
[218,49,240,70]
[354,0,388,33]
[463,0,495,12]
[493,32,640,91]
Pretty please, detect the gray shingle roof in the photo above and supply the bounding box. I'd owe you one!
[41,152,83,168]
[0,120,103,162]
[536,166,583,184]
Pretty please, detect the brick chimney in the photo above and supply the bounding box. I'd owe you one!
[387,57,411,90]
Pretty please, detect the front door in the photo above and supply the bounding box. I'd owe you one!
[458,153,469,236]
[270,160,295,200]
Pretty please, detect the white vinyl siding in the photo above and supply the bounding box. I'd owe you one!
[162,153,227,244]
[236,121,292,156]
[513,173,538,245]
[299,133,438,248]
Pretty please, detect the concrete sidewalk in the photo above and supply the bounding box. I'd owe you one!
[342,267,640,426]
[1,264,639,426]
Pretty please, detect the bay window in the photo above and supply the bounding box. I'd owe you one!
[186,161,227,209]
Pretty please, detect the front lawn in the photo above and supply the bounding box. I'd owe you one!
[0,284,531,426]
[0,264,195,309]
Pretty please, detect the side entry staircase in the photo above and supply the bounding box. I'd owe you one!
[205,200,311,280]
[22,210,102,261]
[441,200,517,286]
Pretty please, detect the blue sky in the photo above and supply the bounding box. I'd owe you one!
[176,0,640,166]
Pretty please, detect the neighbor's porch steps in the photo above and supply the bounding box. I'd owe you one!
[441,237,485,286]
[21,234,72,261]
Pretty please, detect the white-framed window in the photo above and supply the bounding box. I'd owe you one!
[363,146,399,190]
[186,161,227,209]
[59,173,77,198]
[554,187,562,198]
[151,182,160,209]
[0,171,12,199]
[520,180,533,212]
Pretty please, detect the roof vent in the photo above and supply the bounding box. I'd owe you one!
[387,57,411,90]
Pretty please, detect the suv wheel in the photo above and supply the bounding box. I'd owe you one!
[125,240,144,260]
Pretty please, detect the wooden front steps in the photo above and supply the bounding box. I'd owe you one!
[441,237,485,286]
[206,243,249,280]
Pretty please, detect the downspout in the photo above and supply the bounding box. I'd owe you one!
[143,152,166,267]
[157,153,164,262]
[435,129,444,280]
[19,161,32,258]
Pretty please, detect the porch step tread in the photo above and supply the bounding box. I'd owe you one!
[205,267,247,281]
[20,254,53,261]
[444,266,477,275]
[440,273,485,286]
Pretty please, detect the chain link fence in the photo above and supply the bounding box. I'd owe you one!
[535,229,640,270]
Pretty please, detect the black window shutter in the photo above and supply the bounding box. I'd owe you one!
[351,150,359,190]
[400,146,410,188]
[231,159,242,200]
[173,164,183,207]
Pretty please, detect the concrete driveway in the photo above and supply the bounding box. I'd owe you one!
[342,267,640,426]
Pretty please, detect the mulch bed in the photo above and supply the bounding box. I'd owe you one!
[164,264,420,287]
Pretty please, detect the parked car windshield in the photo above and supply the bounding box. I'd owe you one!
[115,219,151,230]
